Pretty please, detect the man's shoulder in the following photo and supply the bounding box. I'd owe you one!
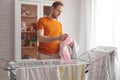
[38,17,48,22]
[39,16,48,20]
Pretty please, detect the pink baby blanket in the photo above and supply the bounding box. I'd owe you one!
[59,34,72,63]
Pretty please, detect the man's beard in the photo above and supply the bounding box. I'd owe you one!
[52,14,58,19]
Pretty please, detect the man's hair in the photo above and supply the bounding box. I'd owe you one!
[52,1,64,8]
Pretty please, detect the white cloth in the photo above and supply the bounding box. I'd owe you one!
[16,64,85,80]
[94,46,116,80]
[68,40,81,59]
[85,46,116,80]
[16,67,60,80]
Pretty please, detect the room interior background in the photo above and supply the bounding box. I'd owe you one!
[0,0,120,80]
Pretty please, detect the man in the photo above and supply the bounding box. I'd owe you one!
[37,1,68,59]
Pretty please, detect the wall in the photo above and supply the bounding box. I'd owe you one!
[0,0,80,79]
[0,0,14,80]
[62,0,80,43]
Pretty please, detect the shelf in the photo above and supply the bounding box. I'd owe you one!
[21,31,36,34]
[22,47,37,49]
[21,15,37,18]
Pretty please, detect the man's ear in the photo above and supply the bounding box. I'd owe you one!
[51,6,54,11]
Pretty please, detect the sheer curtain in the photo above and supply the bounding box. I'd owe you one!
[79,0,120,80]
[92,0,120,80]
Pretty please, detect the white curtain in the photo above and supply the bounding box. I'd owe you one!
[79,0,120,80]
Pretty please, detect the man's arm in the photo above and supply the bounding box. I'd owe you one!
[37,30,67,42]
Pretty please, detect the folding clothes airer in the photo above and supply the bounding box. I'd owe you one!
[0,58,16,80]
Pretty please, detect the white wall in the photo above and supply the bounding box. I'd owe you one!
[62,0,80,43]
[0,0,81,79]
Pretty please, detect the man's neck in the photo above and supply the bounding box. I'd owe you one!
[48,15,57,20]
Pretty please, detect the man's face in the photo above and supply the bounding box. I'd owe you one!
[52,5,63,19]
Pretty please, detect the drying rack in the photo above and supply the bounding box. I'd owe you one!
[9,59,89,80]
[78,46,116,80]
[0,46,116,80]
[0,58,89,80]
[0,58,16,80]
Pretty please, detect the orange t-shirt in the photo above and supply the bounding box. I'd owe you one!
[37,17,62,54]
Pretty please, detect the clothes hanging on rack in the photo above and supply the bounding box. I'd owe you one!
[79,46,116,80]
[14,59,87,80]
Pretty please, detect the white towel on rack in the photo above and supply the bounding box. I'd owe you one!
[16,64,85,80]
[16,67,59,80]
[68,40,81,59]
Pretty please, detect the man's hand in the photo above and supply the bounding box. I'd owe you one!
[69,41,74,48]
[58,34,68,41]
